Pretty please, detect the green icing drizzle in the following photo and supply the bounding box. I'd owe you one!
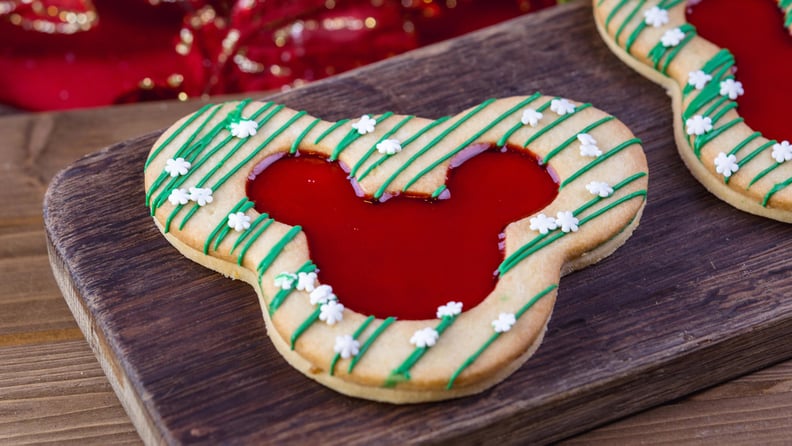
[230,213,269,254]
[605,0,630,29]
[356,116,451,182]
[560,138,642,189]
[614,0,645,44]
[763,176,792,207]
[329,315,375,376]
[145,104,212,169]
[782,0,792,27]
[203,197,247,254]
[499,173,646,275]
[268,261,317,314]
[692,118,743,157]
[236,219,274,266]
[290,307,321,350]
[682,50,734,97]
[291,118,321,154]
[314,119,350,144]
[446,284,557,389]
[541,116,614,164]
[349,115,414,178]
[624,0,685,54]
[256,226,303,279]
[494,92,542,148]
[373,98,497,200]
[213,201,255,252]
[647,24,696,74]
[153,101,274,225]
[145,104,225,208]
[431,184,447,199]
[524,103,593,150]
[348,317,396,373]
[330,112,394,161]
[749,162,782,189]
[384,316,457,388]
[401,96,541,194]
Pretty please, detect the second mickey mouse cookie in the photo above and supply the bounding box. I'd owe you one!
[144,95,648,403]
[594,0,792,222]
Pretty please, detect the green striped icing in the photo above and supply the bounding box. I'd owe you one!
[402,96,544,193]
[348,317,396,373]
[291,307,321,350]
[447,284,557,389]
[329,315,375,376]
[373,98,497,200]
[356,116,451,182]
[542,116,614,164]
[349,115,414,178]
[500,172,646,275]
[145,104,212,169]
[269,261,318,314]
[330,112,394,161]
[256,225,303,279]
[647,24,696,74]
[763,176,792,207]
[524,103,593,150]
[560,138,642,189]
[292,118,321,154]
[384,315,458,387]
[203,198,247,254]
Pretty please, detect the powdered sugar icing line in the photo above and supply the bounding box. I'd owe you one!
[144,96,648,403]
[593,0,792,222]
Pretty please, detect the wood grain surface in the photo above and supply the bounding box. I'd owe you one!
[0,1,785,444]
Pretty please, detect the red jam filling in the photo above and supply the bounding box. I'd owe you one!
[687,0,792,142]
[247,147,558,320]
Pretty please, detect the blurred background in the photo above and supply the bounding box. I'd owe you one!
[0,0,563,112]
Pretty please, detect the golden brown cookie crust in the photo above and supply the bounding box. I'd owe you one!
[144,96,648,402]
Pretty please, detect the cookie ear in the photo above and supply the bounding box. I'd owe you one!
[593,0,792,223]
[144,96,647,403]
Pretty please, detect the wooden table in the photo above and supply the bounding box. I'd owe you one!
[4,13,792,446]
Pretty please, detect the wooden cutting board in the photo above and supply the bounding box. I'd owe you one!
[43,2,792,444]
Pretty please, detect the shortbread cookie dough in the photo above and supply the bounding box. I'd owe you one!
[144,96,648,403]
[594,0,792,222]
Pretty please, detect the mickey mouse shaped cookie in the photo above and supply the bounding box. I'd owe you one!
[144,95,648,403]
[594,0,792,222]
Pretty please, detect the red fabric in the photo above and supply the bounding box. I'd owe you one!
[0,0,557,111]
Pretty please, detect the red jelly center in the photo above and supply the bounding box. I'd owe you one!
[687,0,792,142]
[247,147,558,320]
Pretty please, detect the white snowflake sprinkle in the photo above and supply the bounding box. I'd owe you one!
[320,300,345,325]
[688,70,713,90]
[188,187,213,206]
[376,138,402,155]
[685,115,713,136]
[436,301,463,319]
[719,79,744,100]
[521,108,543,127]
[310,284,336,305]
[296,271,318,292]
[167,188,190,205]
[274,272,297,290]
[492,313,516,333]
[579,142,603,158]
[410,327,439,348]
[556,211,579,233]
[643,6,669,27]
[334,335,360,359]
[550,98,576,115]
[577,133,597,146]
[229,119,258,138]
[352,115,376,135]
[661,28,685,47]
[772,141,792,164]
[164,157,191,177]
[714,152,739,178]
[530,213,558,235]
[586,181,614,198]
[227,212,251,232]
